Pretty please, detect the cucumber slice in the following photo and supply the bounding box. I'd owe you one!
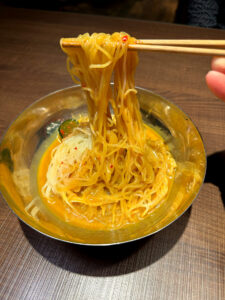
[58,119,79,138]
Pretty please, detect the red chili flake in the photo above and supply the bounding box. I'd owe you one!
[81,83,86,87]
[110,164,113,169]
[61,161,64,164]
[74,147,78,150]
[60,129,65,135]
[122,35,128,42]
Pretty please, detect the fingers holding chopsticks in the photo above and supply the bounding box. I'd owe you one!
[206,57,225,102]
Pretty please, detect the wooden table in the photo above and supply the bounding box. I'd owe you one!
[0,6,224,300]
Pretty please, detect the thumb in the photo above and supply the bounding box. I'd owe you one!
[205,70,225,102]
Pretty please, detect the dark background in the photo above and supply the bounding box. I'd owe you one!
[0,0,178,23]
[1,0,225,29]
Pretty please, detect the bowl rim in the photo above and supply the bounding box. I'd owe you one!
[0,85,207,246]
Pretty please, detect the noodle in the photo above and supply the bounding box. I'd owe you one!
[40,32,176,229]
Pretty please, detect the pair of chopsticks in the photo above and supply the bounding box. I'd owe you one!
[60,38,225,56]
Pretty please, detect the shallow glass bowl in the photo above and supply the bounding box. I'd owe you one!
[0,86,206,245]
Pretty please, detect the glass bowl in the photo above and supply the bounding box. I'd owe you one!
[0,86,206,245]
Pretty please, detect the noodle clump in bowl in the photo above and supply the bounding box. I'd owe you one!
[0,32,206,244]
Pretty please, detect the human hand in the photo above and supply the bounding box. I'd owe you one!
[205,57,225,102]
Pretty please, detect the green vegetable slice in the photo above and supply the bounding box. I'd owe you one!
[58,119,79,138]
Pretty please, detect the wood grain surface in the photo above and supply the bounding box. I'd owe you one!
[0,6,224,300]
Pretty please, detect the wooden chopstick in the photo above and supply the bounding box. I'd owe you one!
[60,38,225,56]
[137,39,225,47]
[129,44,225,56]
